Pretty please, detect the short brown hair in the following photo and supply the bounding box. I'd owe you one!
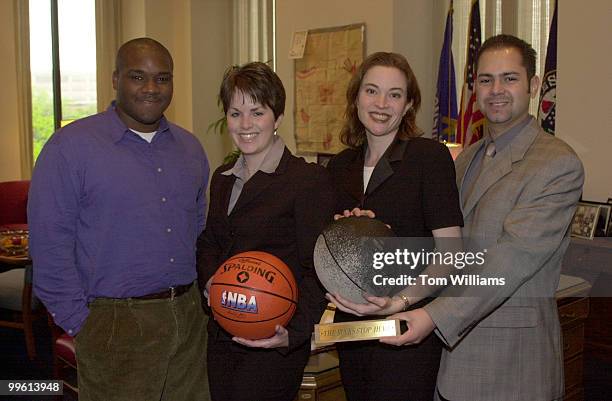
[219,62,285,119]
[477,34,537,82]
[340,52,422,148]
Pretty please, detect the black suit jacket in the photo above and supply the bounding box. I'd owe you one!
[197,147,335,351]
[327,136,463,237]
[327,137,463,321]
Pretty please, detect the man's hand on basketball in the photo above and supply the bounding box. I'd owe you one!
[333,208,376,220]
[380,308,436,346]
[232,325,289,349]
[326,292,404,317]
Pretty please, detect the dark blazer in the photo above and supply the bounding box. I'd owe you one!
[197,147,335,351]
[326,136,464,401]
[327,136,463,237]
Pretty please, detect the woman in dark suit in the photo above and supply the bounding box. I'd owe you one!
[197,62,334,401]
[325,52,463,401]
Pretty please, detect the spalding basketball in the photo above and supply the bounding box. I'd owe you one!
[209,251,298,340]
[314,216,395,304]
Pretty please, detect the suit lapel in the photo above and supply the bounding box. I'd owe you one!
[230,148,290,215]
[338,151,365,206]
[462,147,512,217]
[455,140,482,209]
[231,174,276,214]
[461,120,540,217]
[365,158,393,196]
[365,138,407,196]
[217,173,236,215]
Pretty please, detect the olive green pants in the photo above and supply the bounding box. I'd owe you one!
[75,284,209,401]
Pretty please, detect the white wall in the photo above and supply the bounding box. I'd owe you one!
[394,0,440,137]
[557,0,612,202]
[190,0,234,172]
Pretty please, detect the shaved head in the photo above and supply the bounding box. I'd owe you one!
[115,37,173,73]
[112,37,174,132]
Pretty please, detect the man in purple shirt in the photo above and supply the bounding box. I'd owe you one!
[28,38,210,401]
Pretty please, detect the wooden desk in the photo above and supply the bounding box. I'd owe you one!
[556,275,591,401]
[562,237,612,294]
[296,350,346,401]
[562,238,612,362]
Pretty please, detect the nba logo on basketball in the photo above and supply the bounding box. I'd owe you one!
[220,290,258,314]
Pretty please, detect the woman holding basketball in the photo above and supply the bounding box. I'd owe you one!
[325,52,463,401]
[196,62,334,401]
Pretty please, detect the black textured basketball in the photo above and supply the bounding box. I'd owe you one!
[314,216,395,304]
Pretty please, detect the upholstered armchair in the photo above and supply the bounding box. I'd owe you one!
[0,180,42,360]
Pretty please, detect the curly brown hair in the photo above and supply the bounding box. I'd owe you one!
[340,52,422,148]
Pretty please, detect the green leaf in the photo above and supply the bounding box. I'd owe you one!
[223,149,241,165]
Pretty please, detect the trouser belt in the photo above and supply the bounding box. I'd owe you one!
[132,282,194,300]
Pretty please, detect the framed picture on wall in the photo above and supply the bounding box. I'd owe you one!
[570,202,601,240]
[294,23,365,155]
[598,204,612,236]
[580,200,611,237]
[607,198,612,235]
[600,204,612,236]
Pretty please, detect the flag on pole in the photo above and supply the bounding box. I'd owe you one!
[457,0,484,145]
[432,0,458,142]
[538,0,557,135]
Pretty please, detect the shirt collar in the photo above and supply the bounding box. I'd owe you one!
[485,114,533,153]
[222,136,286,178]
[484,114,533,148]
[106,101,171,144]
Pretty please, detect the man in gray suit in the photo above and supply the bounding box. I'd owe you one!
[379,35,584,400]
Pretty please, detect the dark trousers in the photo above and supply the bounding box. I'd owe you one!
[337,333,442,401]
[207,331,310,401]
[75,284,209,401]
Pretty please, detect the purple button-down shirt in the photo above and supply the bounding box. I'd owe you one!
[28,104,209,335]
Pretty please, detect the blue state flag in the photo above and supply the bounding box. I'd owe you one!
[432,0,458,142]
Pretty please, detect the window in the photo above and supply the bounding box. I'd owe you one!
[29,0,97,161]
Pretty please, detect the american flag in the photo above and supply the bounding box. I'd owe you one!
[538,0,557,135]
[432,0,458,143]
[457,0,484,145]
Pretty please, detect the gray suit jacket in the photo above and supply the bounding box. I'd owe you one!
[424,118,584,401]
